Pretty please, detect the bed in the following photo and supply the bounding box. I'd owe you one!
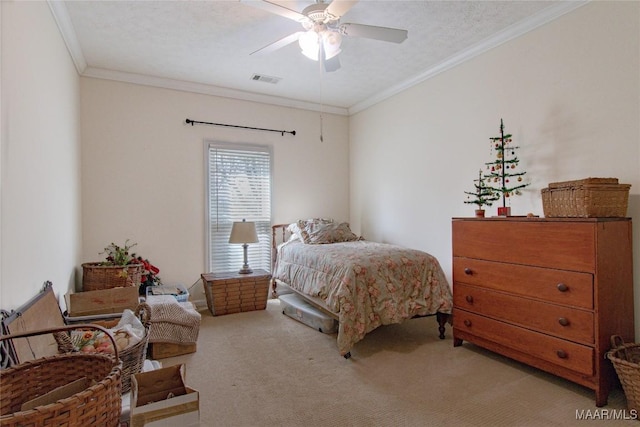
[271,219,453,358]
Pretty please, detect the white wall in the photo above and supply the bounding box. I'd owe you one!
[0,1,81,310]
[80,79,349,302]
[350,2,640,335]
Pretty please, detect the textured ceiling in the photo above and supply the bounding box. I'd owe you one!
[54,0,585,114]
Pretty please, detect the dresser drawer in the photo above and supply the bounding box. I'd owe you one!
[454,283,594,344]
[452,220,595,272]
[454,310,594,376]
[453,258,594,309]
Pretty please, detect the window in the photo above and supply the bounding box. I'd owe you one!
[206,142,272,273]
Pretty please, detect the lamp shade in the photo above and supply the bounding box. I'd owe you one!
[229,220,259,244]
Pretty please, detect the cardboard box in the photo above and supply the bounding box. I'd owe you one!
[21,378,91,411]
[130,364,199,427]
[65,286,139,317]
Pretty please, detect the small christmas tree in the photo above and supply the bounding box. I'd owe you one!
[483,119,529,215]
[464,169,499,215]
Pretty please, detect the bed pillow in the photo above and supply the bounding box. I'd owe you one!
[303,222,360,244]
[290,218,334,242]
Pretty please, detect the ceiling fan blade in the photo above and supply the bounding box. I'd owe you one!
[326,0,358,19]
[340,23,408,43]
[321,48,341,72]
[241,0,307,23]
[250,31,304,56]
[323,55,341,72]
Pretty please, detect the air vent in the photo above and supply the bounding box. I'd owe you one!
[251,74,281,84]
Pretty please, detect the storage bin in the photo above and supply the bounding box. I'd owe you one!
[280,293,338,334]
[146,284,189,302]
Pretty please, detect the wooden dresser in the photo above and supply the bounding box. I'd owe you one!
[452,217,634,407]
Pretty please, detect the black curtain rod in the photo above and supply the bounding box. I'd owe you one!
[185,118,295,136]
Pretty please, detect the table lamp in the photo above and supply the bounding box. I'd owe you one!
[229,219,259,274]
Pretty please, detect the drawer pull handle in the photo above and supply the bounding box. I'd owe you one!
[557,283,569,292]
[465,295,474,304]
[463,319,472,327]
[556,349,568,359]
[464,268,473,275]
[558,317,570,326]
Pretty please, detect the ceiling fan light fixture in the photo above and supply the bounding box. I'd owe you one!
[299,30,320,60]
[322,31,342,60]
[299,28,342,62]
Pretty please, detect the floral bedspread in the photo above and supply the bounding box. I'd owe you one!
[273,240,453,356]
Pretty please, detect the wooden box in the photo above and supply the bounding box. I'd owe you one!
[201,270,271,316]
[148,342,197,359]
[65,286,139,317]
[541,177,631,218]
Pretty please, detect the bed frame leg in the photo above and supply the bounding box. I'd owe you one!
[436,312,449,339]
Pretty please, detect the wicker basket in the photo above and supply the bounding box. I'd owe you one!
[55,303,151,394]
[0,325,122,427]
[541,178,631,218]
[82,262,143,291]
[607,335,640,412]
[202,272,270,316]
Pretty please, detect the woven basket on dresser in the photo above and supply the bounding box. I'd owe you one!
[541,177,631,218]
[607,336,640,412]
[82,262,143,291]
[0,325,122,427]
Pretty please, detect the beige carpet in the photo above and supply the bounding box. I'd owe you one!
[161,300,635,426]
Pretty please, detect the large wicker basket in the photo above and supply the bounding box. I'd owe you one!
[0,325,122,427]
[607,335,640,412]
[541,177,631,218]
[82,262,143,291]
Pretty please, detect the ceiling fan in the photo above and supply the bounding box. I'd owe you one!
[243,0,408,72]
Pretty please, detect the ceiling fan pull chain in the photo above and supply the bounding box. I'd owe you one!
[319,52,325,143]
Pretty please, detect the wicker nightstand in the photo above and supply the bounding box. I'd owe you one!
[201,269,271,316]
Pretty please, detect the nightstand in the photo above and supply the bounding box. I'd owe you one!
[201,269,271,316]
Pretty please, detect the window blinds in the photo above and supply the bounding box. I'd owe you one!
[207,143,272,273]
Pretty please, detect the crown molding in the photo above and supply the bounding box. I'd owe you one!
[81,67,349,116]
[349,0,589,115]
[47,0,87,73]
